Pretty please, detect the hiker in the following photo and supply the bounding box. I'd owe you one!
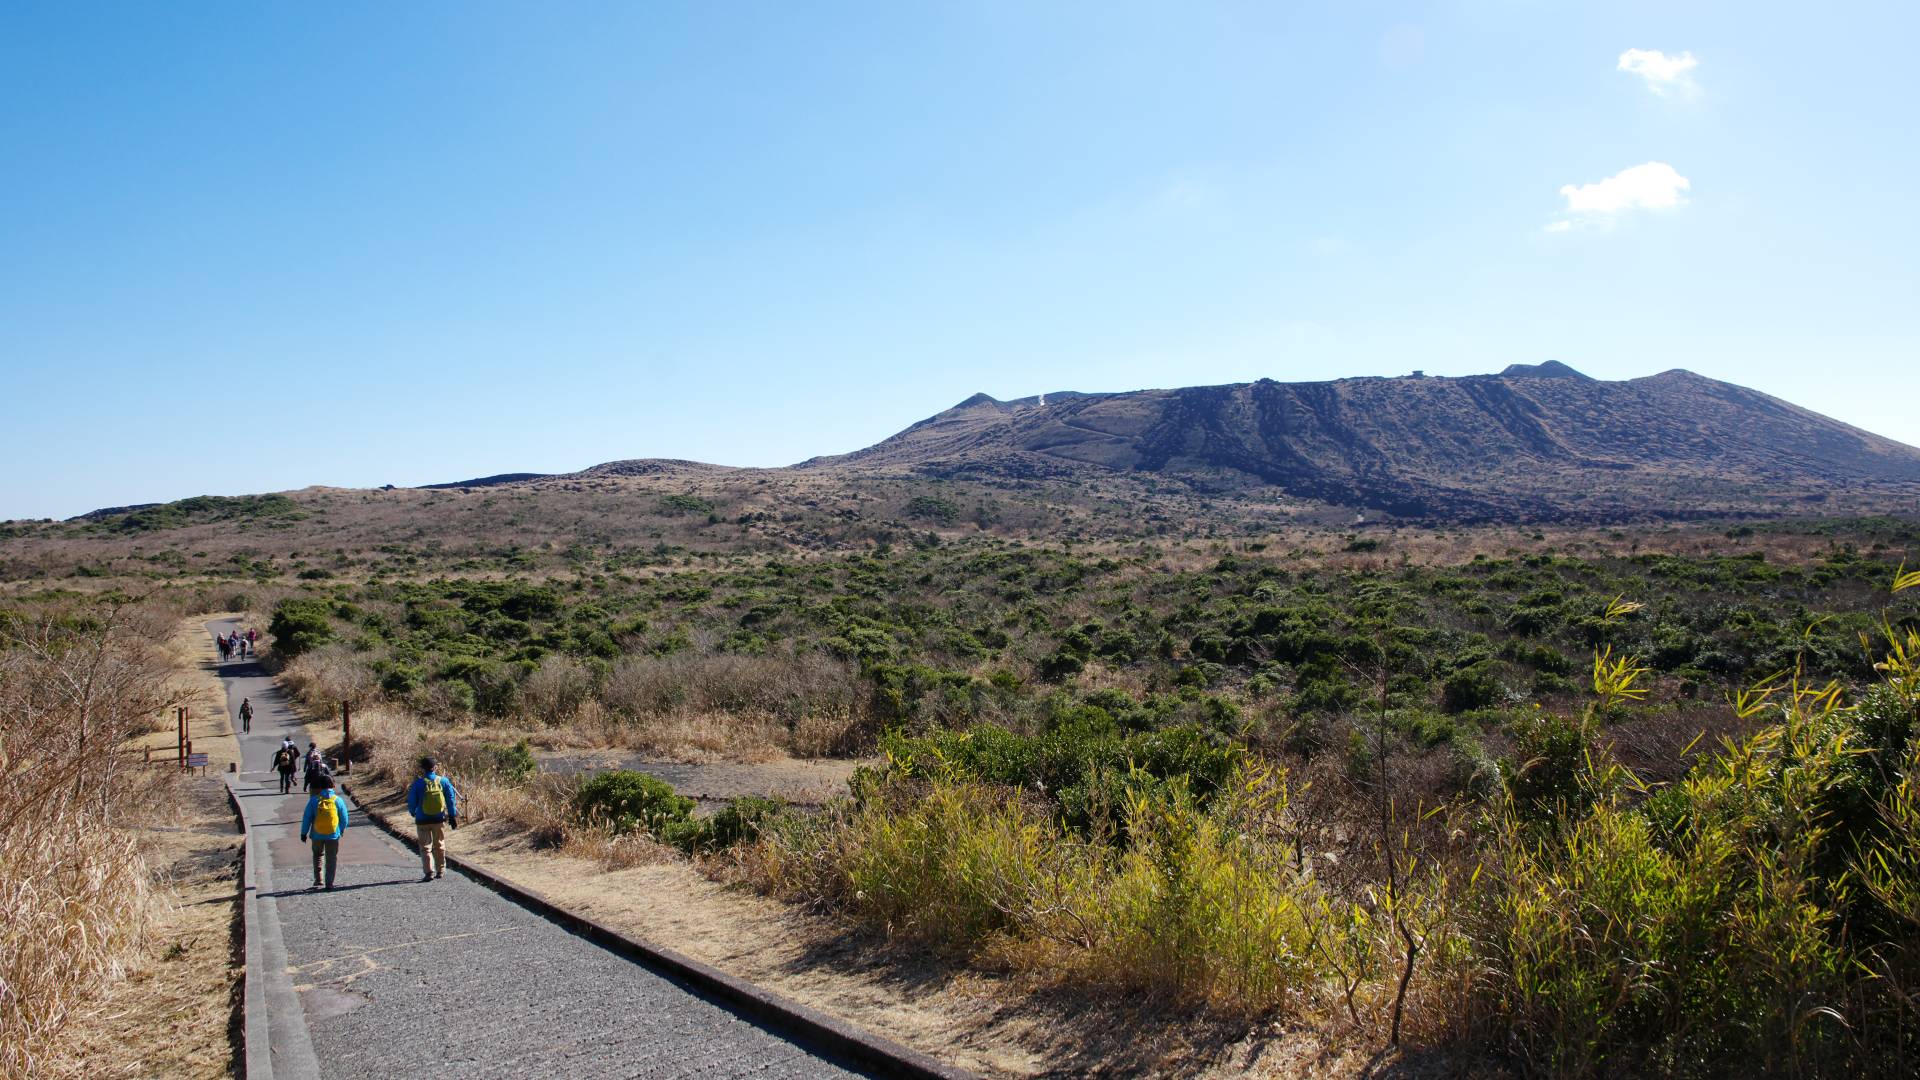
[407,756,460,881]
[217,636,230,662]
[299,775,349,891]
[247,627,257,649]
[302,743,324,792]
[238,697,253,734]
[273,742,298,794]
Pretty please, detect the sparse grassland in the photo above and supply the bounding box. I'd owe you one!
[5,495,1919,1076]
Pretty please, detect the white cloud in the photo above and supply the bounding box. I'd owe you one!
[1617,48,1699,96]
[1549,162,1691,231]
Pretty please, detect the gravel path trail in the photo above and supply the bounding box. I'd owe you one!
[211,619,869,1079]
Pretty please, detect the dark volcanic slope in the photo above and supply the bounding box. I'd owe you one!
[421,472,552,490]
[801,368,1920,521]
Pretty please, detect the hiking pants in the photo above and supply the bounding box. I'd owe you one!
[278,767,295,795]
[311,838,340,888]
[416,821,447,875]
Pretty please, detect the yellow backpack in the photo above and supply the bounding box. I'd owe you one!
[313,794,340,836]
[421,776,447,817]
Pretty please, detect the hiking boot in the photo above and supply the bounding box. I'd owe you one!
[309,882,321,891]
[422,873,434,882]
[434,870,444,879]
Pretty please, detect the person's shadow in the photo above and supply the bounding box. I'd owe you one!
[259,879,421,898]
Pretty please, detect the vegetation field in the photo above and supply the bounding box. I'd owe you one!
[6,496,1919,1077]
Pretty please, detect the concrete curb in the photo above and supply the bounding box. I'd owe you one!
[224,779,268,1080]
[341,780,975,1080]
[225,774,323,1080]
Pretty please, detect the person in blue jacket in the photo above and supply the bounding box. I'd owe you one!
[300,775,350,891]
[406,756,460,882]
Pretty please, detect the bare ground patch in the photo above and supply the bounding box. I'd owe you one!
[532,749,864,809]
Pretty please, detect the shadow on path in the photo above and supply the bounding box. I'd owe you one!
[261,879,422,899]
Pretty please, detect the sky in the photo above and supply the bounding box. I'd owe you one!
[3,1,1916,520]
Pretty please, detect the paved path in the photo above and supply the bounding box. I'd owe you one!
[211,620,869,1079]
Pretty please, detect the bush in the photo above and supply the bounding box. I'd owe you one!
[742,769,1349,1009]
[881,722,1242,839]
[1476,687,1920,1076]
[482,738,538,785]
[905,495,960,525]
[522,654,593,724]
[269,597,336,658]
[1441,663,1503,713]
[574,771,693,837]
[0,606,181,1075]
[666,795,788,854]
[1501,708,1591,821]
[657,494,715,515]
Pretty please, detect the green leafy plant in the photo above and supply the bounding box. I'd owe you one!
[574,771,693,837]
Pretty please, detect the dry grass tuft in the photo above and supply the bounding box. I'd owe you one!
[0,603,197,1077]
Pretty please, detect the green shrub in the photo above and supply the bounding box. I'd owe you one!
[744,769,1349,1009]
[574,770,694,837]
[905,495,960,525]
[269,598,336,658]
[882,721,1241,840]
[667,795,788,853]
[1441,663,1503,713]
[1501,708,1591,821]
[657,494,716,515]
[481,738,538,785]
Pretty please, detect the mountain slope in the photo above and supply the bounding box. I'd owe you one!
[800,367,1920,521]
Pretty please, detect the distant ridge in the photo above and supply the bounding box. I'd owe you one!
[354,365,1920,525]
[74,502,161,521]
[796,366,1920,522]
[420,472,552,490]
[1499,360,1592,379]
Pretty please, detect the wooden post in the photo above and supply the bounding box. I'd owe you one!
[177,707,186,766]
[341,701,351,775]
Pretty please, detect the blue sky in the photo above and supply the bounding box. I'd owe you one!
[3,1,1916,520]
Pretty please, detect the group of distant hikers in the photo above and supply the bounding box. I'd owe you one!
[217,628,255,662]
[231,625,459,891]
[281,740,460,891]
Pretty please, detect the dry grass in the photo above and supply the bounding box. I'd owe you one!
[280,643,861,765]
[125,612,244,773]
[45,779,241,1080]
[0,806,156,1077]
[0,603,213,1078]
